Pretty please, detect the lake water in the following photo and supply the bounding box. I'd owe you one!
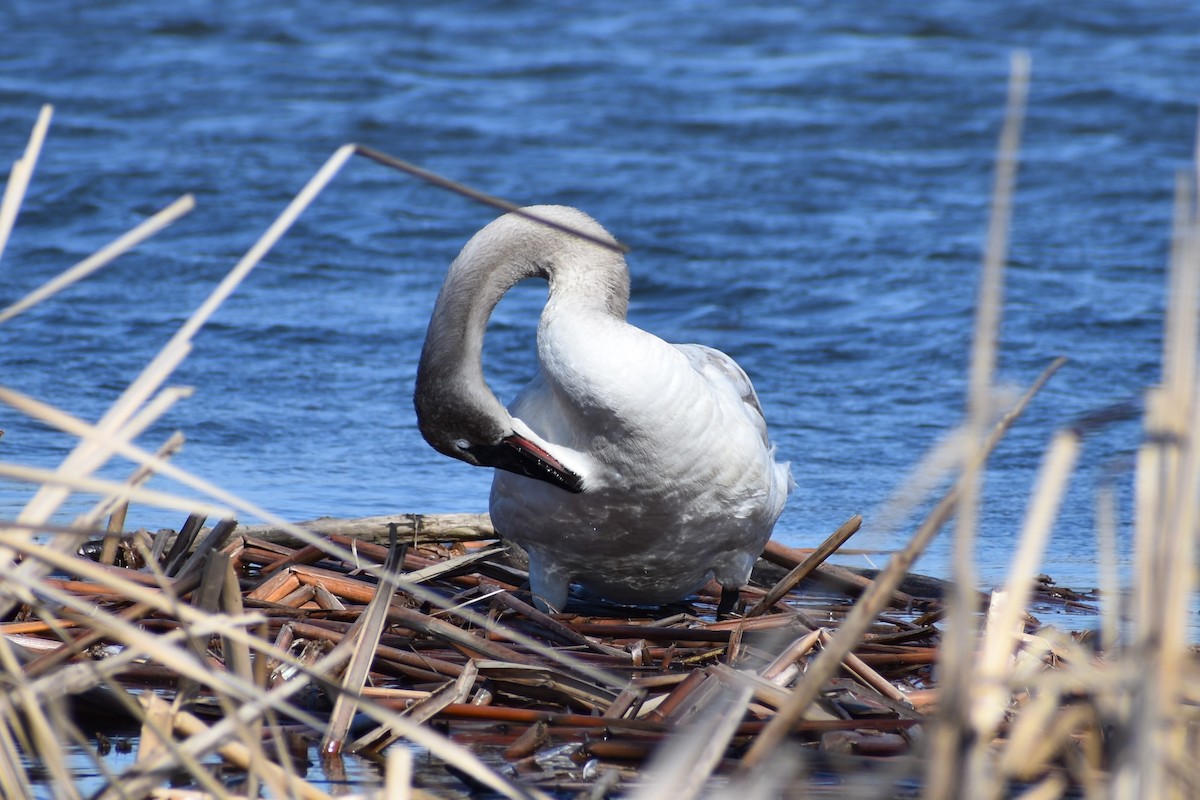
[1,1,1198,599]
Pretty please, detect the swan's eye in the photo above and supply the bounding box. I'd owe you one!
[454,438,471,451]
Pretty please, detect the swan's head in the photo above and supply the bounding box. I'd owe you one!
[463,427,585,494]
[413,205,613,495]
[415,359,584,493]
[415,388,583,494]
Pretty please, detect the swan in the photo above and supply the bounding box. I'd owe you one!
[414,206,791,614]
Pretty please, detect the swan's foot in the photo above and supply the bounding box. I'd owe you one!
[716,586,741,619]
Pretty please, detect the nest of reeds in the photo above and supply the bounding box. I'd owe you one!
[2,508,1101,799]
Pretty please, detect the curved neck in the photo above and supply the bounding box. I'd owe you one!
[414,245,533,449]
[414,207,630,456]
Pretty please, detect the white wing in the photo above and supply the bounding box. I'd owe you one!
[673,343,772,447]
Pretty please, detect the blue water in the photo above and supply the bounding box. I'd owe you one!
[1,1,1197,593]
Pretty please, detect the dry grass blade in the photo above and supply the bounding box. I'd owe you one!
[12,336,186,533]
[0,194,195,326]
[30,558,526,800]
[967,51,1029,407]
[972,429,1080,745]
[385,746,414,800]
[132,695,234,800]
[816,629,911,706]
[949,45,1031,622]
[352,144,631,254]
[0,103,51,266]
[1116,162,1200,800]
[136,645,529,800]
[141,695,335,800]
[236,513,497,547]
[386,604,538,665]
[1094,481,1121,654]
[354,660,480,754]
[0,635,77,799]
[758,627,822,684]
[934,49,1030,800]
[401,544,507,583]
[0,461,233,519]
[0,694,33,800]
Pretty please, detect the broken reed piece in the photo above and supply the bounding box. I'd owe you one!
[323,525,408,755]
[817,629,912,707]
[759,627,822,684]
[173,518,239,581]
[353,660,480,754]
[748,515,863,616]
[503,719,549,761]
[259,542,327,575]
[492,590,628,658]
[386,605,540,665]
[161,513,206,575]
[283,620,463,682]
[760,538,917,608]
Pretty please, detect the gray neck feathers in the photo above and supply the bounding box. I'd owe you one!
[414,207,629,457]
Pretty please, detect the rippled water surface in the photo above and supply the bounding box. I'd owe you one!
[2,1,1198,596]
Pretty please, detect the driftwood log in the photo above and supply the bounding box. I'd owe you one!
[196,513,497,549]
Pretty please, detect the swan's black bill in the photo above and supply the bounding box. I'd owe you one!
[467,435,584,493]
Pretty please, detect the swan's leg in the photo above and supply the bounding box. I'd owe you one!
[526,550,571,613]
[714,552,755,619]
[716,585,740,619]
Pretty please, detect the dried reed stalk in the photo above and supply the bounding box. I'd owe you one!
[322,530,407,754]
[934,49,1030,800]
[0,194,195,326]
[1113,160,1200,800]
[0,103,51,264]
[629,682,754,800]
[969,427,1080,791]
[747,515,862,616]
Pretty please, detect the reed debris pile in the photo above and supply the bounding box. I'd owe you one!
[0,510,1100,798]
